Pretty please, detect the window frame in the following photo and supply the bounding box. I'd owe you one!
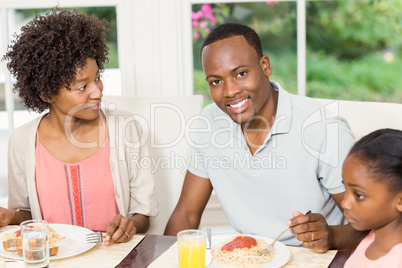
[0,0,133,132]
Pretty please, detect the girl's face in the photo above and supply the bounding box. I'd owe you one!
[341,155,401,231]
[49,57,103,121]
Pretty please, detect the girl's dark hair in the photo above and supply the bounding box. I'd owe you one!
[201,23,263,58]
[2,8,109,113]
[349,128,402,193]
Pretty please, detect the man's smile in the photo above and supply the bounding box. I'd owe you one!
[227,98,249,114]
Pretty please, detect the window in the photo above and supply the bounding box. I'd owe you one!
[190,0,402,103]
[191,2,297,106]
[305,0,402,102]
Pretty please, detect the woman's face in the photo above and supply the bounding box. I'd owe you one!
[49,57,103,121]
[341,155,401,231]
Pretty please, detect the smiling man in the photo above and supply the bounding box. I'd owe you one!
[164,23,366,252]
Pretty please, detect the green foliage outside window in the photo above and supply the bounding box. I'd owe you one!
[192,0,402,105]
[16,7,118,69]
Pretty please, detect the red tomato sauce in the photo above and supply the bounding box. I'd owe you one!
[221,236,257,252]
[15,225,34,236]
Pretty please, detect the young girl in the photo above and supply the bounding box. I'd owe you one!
[0,8,157,245]
[342,128,402,267]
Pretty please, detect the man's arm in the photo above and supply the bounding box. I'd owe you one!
[164,171,213,236]
[288,192,367,253]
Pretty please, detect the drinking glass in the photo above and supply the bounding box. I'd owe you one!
[20,220,49,268]
[177,229,206,268]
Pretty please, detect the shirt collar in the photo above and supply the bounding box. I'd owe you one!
[270,81,291,135]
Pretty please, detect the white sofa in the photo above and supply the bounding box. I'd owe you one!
[315,98,402,141]
[102,95,205,234]
[103,96,402,235]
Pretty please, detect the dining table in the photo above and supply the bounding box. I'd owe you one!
[117,235,353,268]
[0,225,353,268]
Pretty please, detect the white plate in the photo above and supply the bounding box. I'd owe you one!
[0,224,96,260]
[210,234,291,268]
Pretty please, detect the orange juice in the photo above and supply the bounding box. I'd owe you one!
[178,239,206,268]
[177,230,206,268]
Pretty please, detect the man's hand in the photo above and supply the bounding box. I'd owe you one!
[287,211,332,253]
[104,214,136,245]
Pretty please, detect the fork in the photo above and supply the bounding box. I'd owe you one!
[256,210,312,256]
[256,227,289,256]
[86,232,103,243]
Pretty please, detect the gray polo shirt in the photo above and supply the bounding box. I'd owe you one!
[188,81,354,245]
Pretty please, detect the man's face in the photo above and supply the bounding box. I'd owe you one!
[201,35,272,125]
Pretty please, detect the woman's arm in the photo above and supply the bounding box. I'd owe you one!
[0,207,32,226]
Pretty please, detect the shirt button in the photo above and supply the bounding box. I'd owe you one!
[244,146,248,150]
[116,194,120,198]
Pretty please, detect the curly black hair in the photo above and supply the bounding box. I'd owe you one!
[2,8,109,113]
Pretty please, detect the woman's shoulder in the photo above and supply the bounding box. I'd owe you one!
[10,115,43,141]
[8,114,44,157]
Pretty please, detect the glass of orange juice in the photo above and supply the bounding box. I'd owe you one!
[177,229,206,268]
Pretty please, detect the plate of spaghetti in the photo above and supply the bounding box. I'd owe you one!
[0,224,96,260]
[211,234,290,267]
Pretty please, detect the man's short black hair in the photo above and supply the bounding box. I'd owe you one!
[201,23,263,58]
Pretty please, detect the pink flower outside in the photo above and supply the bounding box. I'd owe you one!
[196,10,204,20]
[192,20,199,27]
[205,28,210,34]
[200,21,207,28]
[204,12,213,19]
[192,10,204,20]
[194,32,200,40]
[201,4,212,13]
[266,1,279,5]
[209,17,217,25]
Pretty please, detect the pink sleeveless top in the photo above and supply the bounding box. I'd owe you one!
[35,114,119,231]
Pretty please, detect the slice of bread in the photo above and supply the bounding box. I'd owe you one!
[2,236,22,252]
[1,232,21,252]
[15,243,59,257]
[2,227,62,257]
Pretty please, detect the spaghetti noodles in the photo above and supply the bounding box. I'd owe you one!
[211,234,275,266]
[48,226,64,247]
